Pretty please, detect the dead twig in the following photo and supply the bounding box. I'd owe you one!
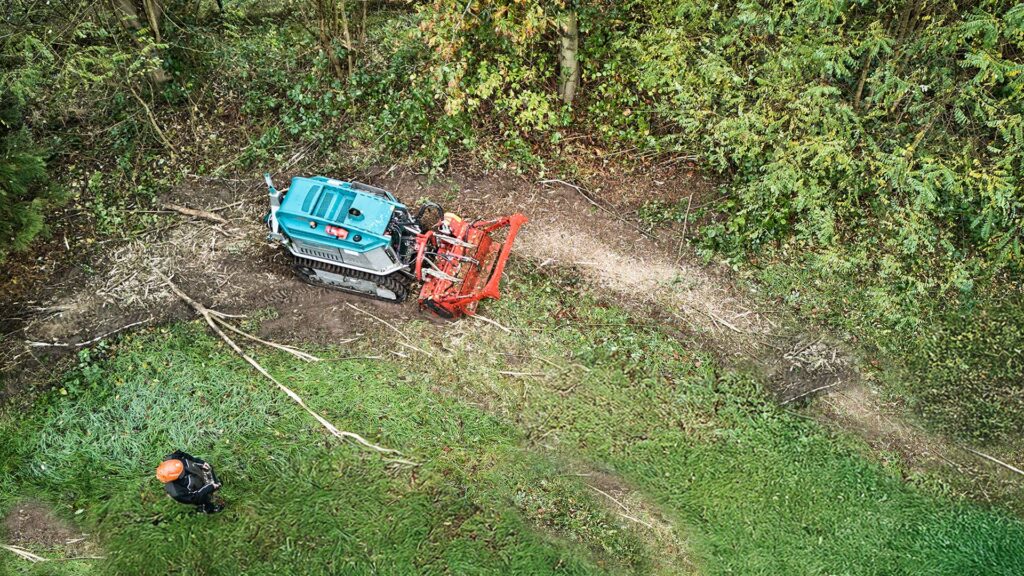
[706,310,743,334]
[2,544,46,562]
[617,512,655,529]
[0,544,102,564]
[537,178,657,241]
[396,340,428,355]
[158,271,413,463]
[960,446,1024,478]
[538,178,608,214]
[675,307,744,334]
[128,85,175,158]
[675,192,693,265]
[585,485,655,529]
[535,356,571,372]
[472,314,512,334]
[586,484,629,512]
[780,381,842,405]
[161,203,229,225]
[26,316,153,348]
[345,303,429,354]
[212,316,319,362]
[46,555,108,562]
[557,382,580,396]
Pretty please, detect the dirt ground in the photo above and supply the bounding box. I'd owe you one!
[0,160,1012,510]
[2,499,98,556]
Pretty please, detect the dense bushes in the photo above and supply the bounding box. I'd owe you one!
[414,0,1024,441]
[617,1,1020,298]
[420,0,1023,305]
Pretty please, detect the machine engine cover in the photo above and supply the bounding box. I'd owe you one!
[273,177,406,275]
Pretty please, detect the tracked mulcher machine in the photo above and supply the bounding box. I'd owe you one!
[264,174,527,318]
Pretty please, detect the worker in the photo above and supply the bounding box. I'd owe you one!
[155,450,223,514]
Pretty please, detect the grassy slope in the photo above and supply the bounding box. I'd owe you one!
[418,268,1024,575]
[2,267,1023,575]
[0,330,653,575]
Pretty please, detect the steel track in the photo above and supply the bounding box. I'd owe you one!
[289,254,410,303]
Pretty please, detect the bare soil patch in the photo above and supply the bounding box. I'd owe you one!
[2,499,96,556]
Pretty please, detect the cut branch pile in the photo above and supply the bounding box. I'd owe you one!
[158,270,415,466]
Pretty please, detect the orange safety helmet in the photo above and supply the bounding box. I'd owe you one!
[156,459,184,483]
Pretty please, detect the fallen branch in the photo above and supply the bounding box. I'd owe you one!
[472,314,512,334]
[159,271,413,464]
[557,382,580,396]
[538,178,609,215]
[537,178,657,241]
[161,203,229,225]
[535,355,571,372]
[706,310,743,334]
[212,316,319,362]
[345,303,405,338]
[2,544,46,562]
[780,381,842,405]
[47,555,108,562]
[617,511,655,529]
[26,316,153,348]
[676,307,744,334]
[1,543,105,563]
[675,192,693,265]
[586,484,628,512]
[128,85,175,158]
[345,303,428,354]
[585,485,655,529]
[960,446,1024,478]
[396,340,428,355]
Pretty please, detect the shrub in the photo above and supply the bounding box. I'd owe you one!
[0,95,54,263]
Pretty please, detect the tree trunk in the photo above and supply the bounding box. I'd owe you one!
[359,0,367,45]
[111,0,169,86]
[142,0,163,43]
[339,0,354,75]
[316,0,345,79]
[853,52,871,110]
[112,0,143,30]
[558,10,579,105]
[310,0,352,80]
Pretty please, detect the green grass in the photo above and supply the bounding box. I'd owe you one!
[0,327,660,575]
[406,267,1024,575]
[2,267,1023,575]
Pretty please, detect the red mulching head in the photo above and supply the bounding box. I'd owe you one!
[416,213,528,318]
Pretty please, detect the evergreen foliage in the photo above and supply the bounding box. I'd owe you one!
[0,94,51,263]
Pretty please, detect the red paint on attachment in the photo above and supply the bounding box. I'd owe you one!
[415,213,528,318]
[325,225,348,239]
